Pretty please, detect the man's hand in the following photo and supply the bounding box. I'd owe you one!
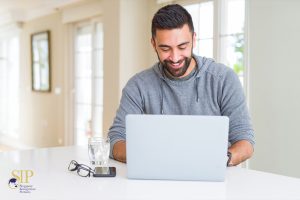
[112,140,126,163]
[228,140,253,166]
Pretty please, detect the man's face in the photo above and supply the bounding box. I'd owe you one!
[151,24,196,78]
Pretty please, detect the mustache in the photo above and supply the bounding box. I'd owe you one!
[163,59,185,65]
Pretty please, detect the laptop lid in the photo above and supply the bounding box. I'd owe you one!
[126,114,229,181]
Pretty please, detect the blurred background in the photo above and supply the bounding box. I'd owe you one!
[0,0,300,178]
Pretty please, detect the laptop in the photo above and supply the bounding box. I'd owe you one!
[126,114,229,181]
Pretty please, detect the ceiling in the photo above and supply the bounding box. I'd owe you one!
[0,0,84,25]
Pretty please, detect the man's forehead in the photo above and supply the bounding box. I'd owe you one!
[153,24,193,45]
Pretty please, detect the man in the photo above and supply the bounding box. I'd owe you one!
[108,4,254,166]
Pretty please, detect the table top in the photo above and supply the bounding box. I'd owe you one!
[1,145,300,200]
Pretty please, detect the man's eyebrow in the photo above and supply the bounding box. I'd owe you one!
[158,44,171,48]
[158,42,190,48]
[178,42,189,46]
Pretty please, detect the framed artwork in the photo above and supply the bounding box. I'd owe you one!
[31,31,51,92]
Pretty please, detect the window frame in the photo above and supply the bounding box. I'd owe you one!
[71,17,104,145]
[176,0,249,95]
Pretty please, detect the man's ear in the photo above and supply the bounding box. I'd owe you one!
[151,37,156,50]
[192,32,197,49]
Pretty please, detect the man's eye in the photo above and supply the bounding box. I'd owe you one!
[161,48,169,52]
[179,45,187,50]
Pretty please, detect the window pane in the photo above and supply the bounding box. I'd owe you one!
[197,39,213,58]
[95,50,103,77]
[0,58,6,134]
[92,106,103,135]
[74,22,104,145]
[185,4,200,34]
[76,25,92,52]
[95,78,103,106]
[74,24,93,145]
[76,34,92,52]
[75,78,91,104]
[185,1,214,58]
[199,1,213,39]
[7,37,20,134]
[75,129,88,145]
[220,35,244,76]
[220,0,245,86]
[221,0,245,34]
[95,23,104,49]
[0,36,20,137]
[75,104,91,130]
[75,52,91,78]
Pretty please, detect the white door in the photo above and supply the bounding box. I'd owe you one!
[73,20,104,145]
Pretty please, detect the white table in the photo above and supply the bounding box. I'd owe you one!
[1,146,300,200]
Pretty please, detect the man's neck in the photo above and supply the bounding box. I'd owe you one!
[181,58,196,78]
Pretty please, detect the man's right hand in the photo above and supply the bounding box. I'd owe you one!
[112,140,126,163]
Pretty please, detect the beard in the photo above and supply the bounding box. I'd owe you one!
[155,44,194,78]
[161,56,192,78]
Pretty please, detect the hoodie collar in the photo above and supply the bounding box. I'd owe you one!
[154,55,215,114]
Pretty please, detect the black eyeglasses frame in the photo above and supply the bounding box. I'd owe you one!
[68,160,94,177]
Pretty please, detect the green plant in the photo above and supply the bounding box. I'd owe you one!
[232,33,244,75]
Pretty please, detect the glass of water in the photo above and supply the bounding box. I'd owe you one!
[88,137,110,166]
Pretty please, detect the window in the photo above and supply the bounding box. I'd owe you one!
[0,35,20,138]
[185,1,214,58]
[73,21,103,145]
[184,0,246,86]
[219,0,245,85]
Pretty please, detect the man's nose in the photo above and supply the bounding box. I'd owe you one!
[169,49,180,63]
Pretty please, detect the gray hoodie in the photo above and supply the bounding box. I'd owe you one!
[108,55,254,158]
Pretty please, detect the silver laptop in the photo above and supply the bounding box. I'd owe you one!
[126,114,229,181]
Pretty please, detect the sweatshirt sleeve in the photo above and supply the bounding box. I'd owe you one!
[108,78,144,158]
[219,68,255,147]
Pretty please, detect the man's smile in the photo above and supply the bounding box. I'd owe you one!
[166,59,185,69]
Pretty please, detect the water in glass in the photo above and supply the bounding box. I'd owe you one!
[88,137,110,166]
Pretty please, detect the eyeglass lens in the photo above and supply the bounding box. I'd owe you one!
[77,166,91,177]
[68,160,78,171]
[68,160,94,177]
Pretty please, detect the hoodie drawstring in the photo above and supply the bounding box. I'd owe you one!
[160,79,164,114]
[158,56,209,114]
[195,77,200,102]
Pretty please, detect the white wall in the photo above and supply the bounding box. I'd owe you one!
[119,0,151,91]
[249,0,300,178]
[0,0,153,147]
[102,0,152,135]
[102,0,121,136]
[19,12,65,147]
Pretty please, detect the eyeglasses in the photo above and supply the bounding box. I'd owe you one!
[68,160,94,177]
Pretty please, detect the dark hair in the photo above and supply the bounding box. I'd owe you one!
[151,4,194,38]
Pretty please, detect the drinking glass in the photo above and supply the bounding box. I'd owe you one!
[88,137,110,166]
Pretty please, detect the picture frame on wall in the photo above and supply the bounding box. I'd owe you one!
[31,30,51,92]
